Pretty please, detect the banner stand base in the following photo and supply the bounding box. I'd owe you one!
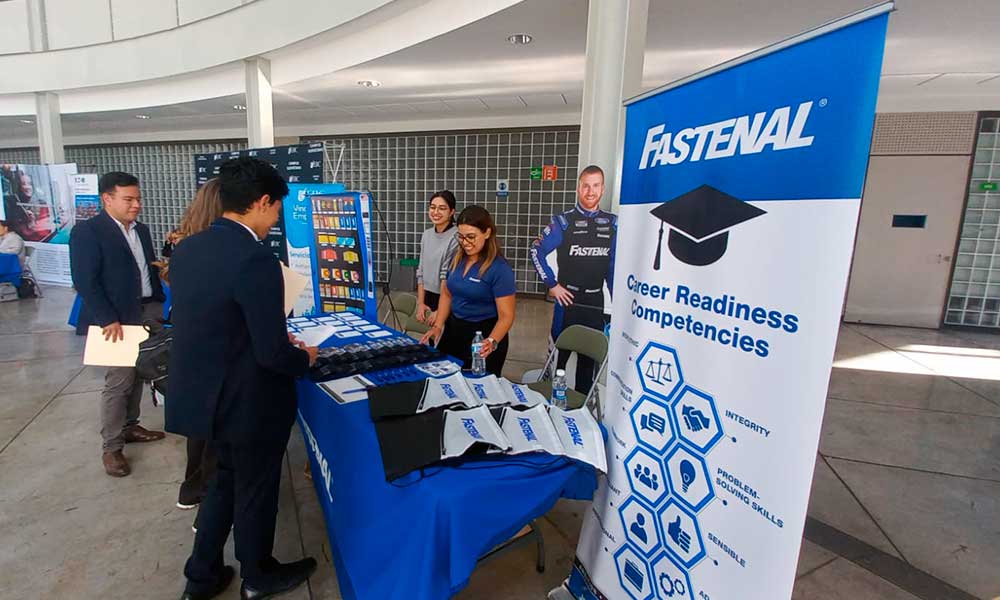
[547,583,575,600]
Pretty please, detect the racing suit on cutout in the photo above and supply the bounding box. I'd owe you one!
[530,204,616,394]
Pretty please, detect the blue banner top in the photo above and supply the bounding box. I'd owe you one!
[621,14,888,204]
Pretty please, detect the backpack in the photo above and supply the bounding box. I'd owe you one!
[136,319,172,406]
[16,277,37,299]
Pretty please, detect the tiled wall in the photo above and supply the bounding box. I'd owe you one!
[945,114,1000,328]
[0,127,582,294]
[311,127,581,294]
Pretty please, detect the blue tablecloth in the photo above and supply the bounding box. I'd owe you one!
[295,317,597,599]
[0,253,21,287]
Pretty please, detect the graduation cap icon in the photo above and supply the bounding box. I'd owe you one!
[650,185,766,268]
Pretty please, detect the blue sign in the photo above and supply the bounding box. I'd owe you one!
[621,16,886,204]
[569,5,891,600]
[283,184,377,319]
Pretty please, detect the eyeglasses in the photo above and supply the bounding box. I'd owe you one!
[456,232,481,242]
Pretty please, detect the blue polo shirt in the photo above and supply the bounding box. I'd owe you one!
[447,256,517,321]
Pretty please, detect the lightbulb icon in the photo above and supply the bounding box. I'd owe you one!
[679,459,696,493]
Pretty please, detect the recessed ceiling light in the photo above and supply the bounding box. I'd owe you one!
[135,114,150,119]
[507,33,532,45]
[357,80,381,88]
[19,119,33,124]
[233,104,247,111]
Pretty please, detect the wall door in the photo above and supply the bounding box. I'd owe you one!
[844,155,970,328]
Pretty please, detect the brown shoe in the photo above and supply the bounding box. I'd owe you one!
[102,450,131,477]
[123,425,166,443]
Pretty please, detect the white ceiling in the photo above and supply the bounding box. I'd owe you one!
[2,0,1000,146]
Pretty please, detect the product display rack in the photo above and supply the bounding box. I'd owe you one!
[313,194,366,313]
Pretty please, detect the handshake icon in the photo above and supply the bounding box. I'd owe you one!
[681,405,710,432]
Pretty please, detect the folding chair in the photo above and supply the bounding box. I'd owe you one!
[527,325,609,417]
[383,292,416,331]
[381,292,433,339]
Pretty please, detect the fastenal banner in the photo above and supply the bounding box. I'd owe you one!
[566,5,891,600]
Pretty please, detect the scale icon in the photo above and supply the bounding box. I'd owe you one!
[636,342,683,402]
[645,357,673,385]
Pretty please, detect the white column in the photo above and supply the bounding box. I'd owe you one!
[35,92,64,164]
[26,0,49,52]
[578,0,648,210]
[28,0,64,164]
[245,57,275,148]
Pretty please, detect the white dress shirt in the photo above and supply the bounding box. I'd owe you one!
[233,220,260,242]
[111,216,153,298]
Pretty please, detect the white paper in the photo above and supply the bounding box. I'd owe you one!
[83,325,150,367]
[319,375,372,404]
[294,325,337,347]
[281,264,308,316]
[367,330,392,338]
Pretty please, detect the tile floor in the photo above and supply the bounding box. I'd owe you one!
[0,287,997,600]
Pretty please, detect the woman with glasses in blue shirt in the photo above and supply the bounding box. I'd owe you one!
[421,205,516,376]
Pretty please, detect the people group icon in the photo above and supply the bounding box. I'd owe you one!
[633,463,660,491]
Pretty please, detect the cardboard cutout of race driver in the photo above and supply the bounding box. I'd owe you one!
[530,165,616,394]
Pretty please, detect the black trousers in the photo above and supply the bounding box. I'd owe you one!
[183,432,289,591]
[438,314,509,376]
[179,438,217,505]
[424,290,441,311]
[556,295,608,394]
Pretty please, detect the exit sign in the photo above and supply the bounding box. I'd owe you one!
[981,182,998,191]
[530,167,542,180]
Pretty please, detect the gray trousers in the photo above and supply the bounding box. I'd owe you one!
[101,302,163,453]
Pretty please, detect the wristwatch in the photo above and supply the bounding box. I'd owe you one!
[486,337,498,348]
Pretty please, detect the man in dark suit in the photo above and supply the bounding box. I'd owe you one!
[69,171,166,478]
[166,157,318,600]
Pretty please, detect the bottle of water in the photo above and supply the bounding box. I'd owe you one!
[471,331,486,375]
[552,369,568,409]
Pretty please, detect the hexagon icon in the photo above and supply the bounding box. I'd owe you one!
[636,342,683,402]
[664,445,714,513]
[651,552,694,600]
[630,395,676,453]
[670,385,724,453]
[624,447,669,506]
[656,499,705,568]
[619,497,661,557]
[613,545,654,600]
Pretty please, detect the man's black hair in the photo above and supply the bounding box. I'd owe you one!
[218,157,289,214]
[99,172,140,195]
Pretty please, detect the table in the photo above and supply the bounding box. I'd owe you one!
[295,314,597,600]
[0,253,21,287]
